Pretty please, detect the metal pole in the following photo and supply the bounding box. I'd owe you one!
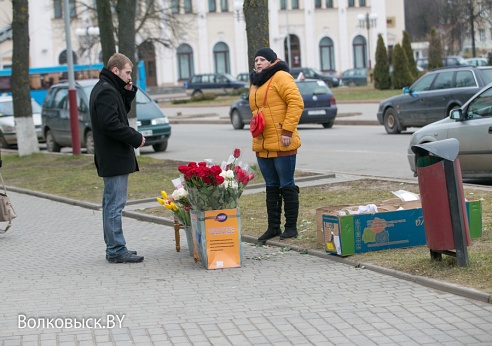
[286,8,291,69]
[63,0,80,155]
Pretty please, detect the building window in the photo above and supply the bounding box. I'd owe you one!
[348,0,355,7]
[280,0,287,10]
[292,0,299,9]
[353,35,367,68]
[220,0,228,12]
[209,0,216,12]
[480,29,485,42]
[54,0,77,19]
[171,0,179,14]
[315,0,322,9]
[177,44,194,81]
[213,42,230,74]
[326,0,333,8]
[319,37,336,72]
[184,0,192,13]
[359,0,366,6]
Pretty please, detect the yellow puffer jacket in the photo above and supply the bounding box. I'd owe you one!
[249,70,304,158]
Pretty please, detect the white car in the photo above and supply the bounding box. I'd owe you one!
[465,57,488,67]
[0,96,43,148]
[407,83,492,179]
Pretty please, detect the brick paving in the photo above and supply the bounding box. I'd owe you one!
[1,190,492,345]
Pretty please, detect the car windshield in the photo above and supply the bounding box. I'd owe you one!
[0,100,13,116]
[31,99,42,112]
[296,81,330,95]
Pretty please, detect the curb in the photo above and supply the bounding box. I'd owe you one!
[7,183,491,304]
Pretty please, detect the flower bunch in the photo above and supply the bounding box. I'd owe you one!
[177,162,225,189]
[221,148,255,199]
[156,188,192,226]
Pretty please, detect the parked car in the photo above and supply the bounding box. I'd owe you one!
[0,96,43,148]
[407,83,492,179]
[340,68,368,86]
[465,57,488,67]
[229,79,337,130]
[289,67,340,87]
[416,56,468,71]
[236,72,250,83]
[377,65,492,134]
[41,79,171,153]
[185,73,248,97]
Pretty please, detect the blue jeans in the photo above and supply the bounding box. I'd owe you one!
[102,175,129,258]
[257,155,296,188]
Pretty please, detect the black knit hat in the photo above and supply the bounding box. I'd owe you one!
[255,47,277,63]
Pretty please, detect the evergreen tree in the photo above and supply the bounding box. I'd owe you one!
[391,44,413,89]
[373,34,391,90]
[428,27,444,70]
[402,31,418,79]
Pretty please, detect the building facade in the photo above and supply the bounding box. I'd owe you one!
[0,0,405,88]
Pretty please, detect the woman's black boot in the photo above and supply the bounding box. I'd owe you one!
[258,186,282,242]
[280,185,299,240]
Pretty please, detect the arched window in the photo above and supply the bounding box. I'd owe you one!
[353,35,367,68]
[177,44,194,81]
[213,42,230,74]
[319,37,335,72]
[284,34,301,67]
[58,50,78,65]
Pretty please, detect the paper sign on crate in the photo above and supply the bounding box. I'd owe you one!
[190,208,242,269]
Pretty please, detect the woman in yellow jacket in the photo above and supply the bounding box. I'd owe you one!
[249,47,304,241]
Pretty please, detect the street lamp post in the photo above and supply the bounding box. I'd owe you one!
[357,12,378,70]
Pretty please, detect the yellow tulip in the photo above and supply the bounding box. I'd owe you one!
[160,190,168,199]
[156,197,165,205]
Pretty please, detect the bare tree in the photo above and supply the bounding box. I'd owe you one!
[11,0,39,156]
[95,0,116,65]
[244,0,269,72]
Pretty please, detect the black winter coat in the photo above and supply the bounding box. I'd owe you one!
[89,67,143,177]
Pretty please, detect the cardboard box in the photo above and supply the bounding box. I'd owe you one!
[190,208,242,269]
[316,199,482,256]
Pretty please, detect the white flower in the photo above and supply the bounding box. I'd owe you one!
[220,170,235,180]
[172,187,188,200]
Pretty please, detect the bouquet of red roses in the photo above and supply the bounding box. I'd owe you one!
[178,149,254,211]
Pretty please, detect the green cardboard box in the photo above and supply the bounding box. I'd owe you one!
[316,199,481,256]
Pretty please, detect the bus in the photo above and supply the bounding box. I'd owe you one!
[0,61,147,105]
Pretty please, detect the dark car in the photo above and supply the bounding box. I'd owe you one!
[229,79,337,129]
[377,65,492,134]
[289,67,340,87]
[340,68,368,86]
[416,55,467,72]
[185,73,248,97]
[41,79,172,153]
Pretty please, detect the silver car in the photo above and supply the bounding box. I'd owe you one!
[407,83,492,179]
[0,96,43,148]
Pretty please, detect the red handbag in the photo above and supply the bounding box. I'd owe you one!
[250,78,273,138]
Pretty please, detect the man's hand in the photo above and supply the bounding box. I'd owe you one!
[124,80,133,91]
[140,136,146,148]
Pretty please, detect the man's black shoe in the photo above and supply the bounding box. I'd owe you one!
[106,250,137,260]
[107,252,144,263]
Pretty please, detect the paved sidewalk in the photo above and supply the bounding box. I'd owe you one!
[1,186,492,345]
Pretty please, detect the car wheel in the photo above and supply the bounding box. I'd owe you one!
[231,109,245,129]
[0,133,10,149]
[152,141,168,152]
[383,108,401,134]
[325,81,334,88]
[85,131,94,154]
[45,130,61,152]
[322,121,334,128]
[192,90,203,97]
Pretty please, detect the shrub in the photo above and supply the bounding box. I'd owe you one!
[428,27,444,70]
[391,44,413,89]
[374,34,391,90]
[402,31,419,79]
[191,93,217,101]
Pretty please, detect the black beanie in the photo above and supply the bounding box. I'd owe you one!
[255,47,277,63]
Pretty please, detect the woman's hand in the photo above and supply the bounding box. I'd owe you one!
[281,135,291,147]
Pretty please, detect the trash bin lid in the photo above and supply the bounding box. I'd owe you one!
[411,138,459,161]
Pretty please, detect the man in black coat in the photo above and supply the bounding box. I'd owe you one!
[90,53,146,263]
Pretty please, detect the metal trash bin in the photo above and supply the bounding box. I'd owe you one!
[411,138,470,266]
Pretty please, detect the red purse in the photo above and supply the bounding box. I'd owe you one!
[250,78,273,138]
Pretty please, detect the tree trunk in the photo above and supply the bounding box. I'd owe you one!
[95,0,116,66]
[11,0,39,156]
[244,0,270,73]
